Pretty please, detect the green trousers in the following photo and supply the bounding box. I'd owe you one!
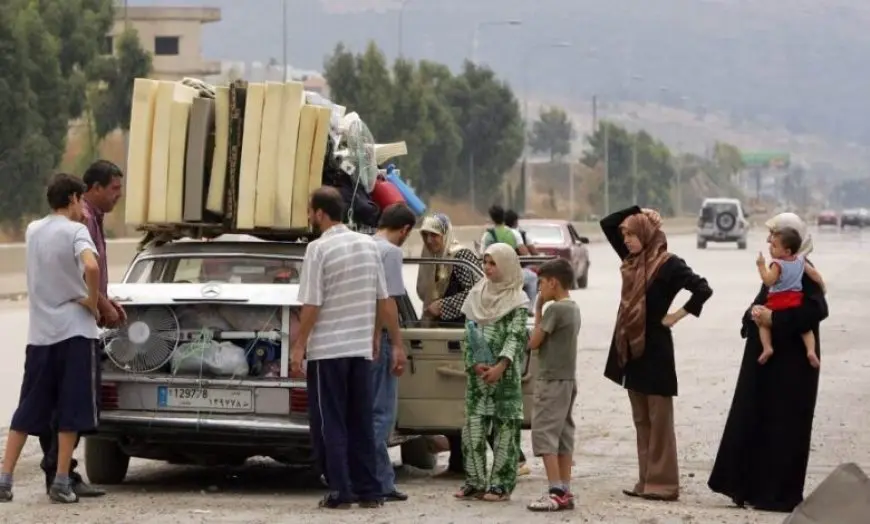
[461,414,522,493]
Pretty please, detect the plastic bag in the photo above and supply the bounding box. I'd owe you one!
[171,339,250,377]
[466,321,496,365]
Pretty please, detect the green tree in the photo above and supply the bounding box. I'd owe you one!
[324,43,524,203]
[444,61,524,208]
[0,0,68,225]
[38,0,115,119]
[582,121,675,214]
[528,106,575,162]
[90,28,153,138]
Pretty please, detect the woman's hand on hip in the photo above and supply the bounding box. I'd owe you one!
[751,305,773,326]
[662,308,688,328]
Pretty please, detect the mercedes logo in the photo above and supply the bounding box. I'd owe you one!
[201,283,222,298]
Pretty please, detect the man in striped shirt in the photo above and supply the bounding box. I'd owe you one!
[291,187,389,509]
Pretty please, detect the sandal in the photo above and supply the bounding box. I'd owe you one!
[454,484,484,500]
[482,487,511,502]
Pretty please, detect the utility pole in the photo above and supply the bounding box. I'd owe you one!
[603,123,610,216]
[631,135,638,204]
[592,95,597,132]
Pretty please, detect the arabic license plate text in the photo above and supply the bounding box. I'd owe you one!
[157,386,253,412]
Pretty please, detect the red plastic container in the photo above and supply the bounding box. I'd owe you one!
[370,176,406,210]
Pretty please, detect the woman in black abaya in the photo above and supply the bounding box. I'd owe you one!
[708,212,828,513]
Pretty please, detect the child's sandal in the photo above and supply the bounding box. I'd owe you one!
[482,487,511,502]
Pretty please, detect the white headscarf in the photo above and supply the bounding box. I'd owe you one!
[461,243,529,325]
[765,212,813,256]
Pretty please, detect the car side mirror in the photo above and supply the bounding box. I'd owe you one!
[577,236,590,244]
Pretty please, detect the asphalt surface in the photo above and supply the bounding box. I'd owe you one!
[0,227,867,523]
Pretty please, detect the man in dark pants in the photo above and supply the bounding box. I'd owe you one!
[291,187,387,509]
[39,160,125,497]
[1,174,102,504]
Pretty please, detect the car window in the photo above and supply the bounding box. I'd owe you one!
[521,224,566,244]
[125,255,305,284]
[399,258,483,329]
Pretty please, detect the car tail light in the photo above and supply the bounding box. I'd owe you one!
[290,387,308,414]
[100,382,119,409]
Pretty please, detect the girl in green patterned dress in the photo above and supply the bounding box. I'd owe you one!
[454,243,529,502]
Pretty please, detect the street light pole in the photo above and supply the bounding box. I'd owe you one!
[398,0,411,57]
[521,41,572,213]
[282,0,287,81]
[467,19,522,211]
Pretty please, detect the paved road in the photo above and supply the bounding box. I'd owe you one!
[0,228,868,523]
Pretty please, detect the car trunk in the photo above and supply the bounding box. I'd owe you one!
[101,283,307,423]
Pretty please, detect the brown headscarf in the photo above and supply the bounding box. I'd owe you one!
[615,213,672,367]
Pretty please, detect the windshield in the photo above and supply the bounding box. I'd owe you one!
[521,224,565,245]
[125,256,304,284]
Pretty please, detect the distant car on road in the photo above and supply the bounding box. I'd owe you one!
[840,208,870,229]
[696,197,750,249]
[518,219,590,289]
[817,210,839,227]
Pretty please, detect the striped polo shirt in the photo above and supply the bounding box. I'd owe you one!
[297,224,388,361]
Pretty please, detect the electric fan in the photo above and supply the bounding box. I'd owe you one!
[105,306,181,373]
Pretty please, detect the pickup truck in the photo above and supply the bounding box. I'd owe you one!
[85,234,539,484]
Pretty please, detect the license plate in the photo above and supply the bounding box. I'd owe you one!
[157,386,253,412]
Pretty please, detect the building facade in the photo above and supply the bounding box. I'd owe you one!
[109,6,221,81]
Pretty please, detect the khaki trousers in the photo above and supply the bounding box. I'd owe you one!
[628,390,680,498]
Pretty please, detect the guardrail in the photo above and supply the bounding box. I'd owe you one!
[0,219,697,298]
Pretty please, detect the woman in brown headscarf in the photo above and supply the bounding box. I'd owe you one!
[600,206,713,502]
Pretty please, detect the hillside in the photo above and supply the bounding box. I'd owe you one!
[129,0,870,176]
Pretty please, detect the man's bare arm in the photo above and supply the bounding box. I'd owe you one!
[378,297,403,346]
[80,250,101,316]
[295,305,321,344]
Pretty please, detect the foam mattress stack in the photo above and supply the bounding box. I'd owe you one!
[125,78,334,230]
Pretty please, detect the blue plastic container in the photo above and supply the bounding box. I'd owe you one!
[385,169,426,216]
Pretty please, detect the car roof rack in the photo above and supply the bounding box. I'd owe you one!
[135,222,377,252]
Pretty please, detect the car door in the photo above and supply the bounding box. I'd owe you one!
[395,257,536,434]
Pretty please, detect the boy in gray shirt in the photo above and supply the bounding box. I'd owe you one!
[526,259,582,512]
[0,174,102,504]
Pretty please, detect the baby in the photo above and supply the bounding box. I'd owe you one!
[755,227,825,367]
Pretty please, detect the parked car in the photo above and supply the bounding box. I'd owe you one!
[816,210,839,227]
[840,208,869,229]
[518,219,590,289]
[696,197,750,249]
[86,234,541,484]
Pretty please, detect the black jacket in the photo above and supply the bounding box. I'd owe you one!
[600,206,713,397]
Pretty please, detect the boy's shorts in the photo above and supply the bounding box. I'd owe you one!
[532,379,577,456]
[11,336,100,435]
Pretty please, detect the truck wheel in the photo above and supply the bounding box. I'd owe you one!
[697,239,707,249]
[737,239,747,250]
[400,438,437,470]
[84,437,130,485]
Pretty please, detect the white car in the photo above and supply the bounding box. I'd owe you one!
[85,234,540,484]
[696,197,750,250]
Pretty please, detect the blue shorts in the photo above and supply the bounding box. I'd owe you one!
[11,336,100,435]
